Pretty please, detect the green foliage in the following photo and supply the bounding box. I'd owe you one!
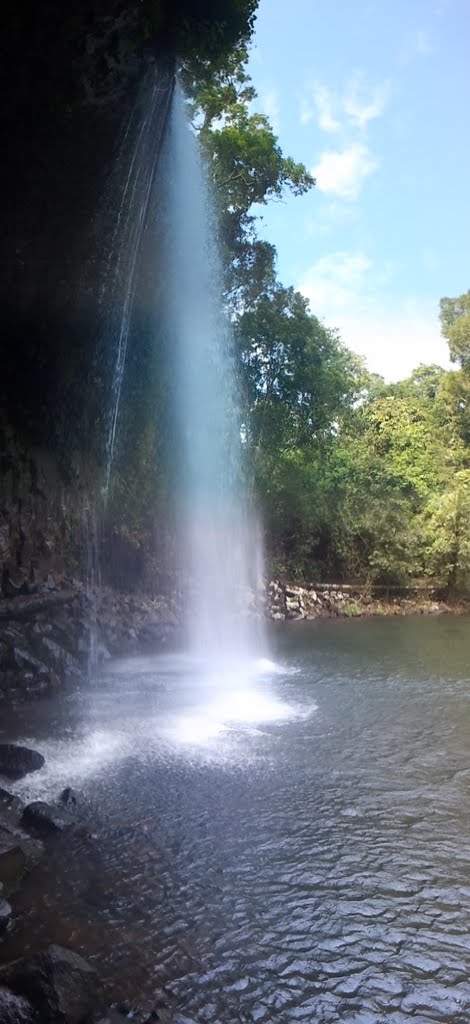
[233,285,365,576]
[187,47,314,306]
[424,470,470,595]
[238,285,362,442]
[166,1,258,67]
[440,290,470,368]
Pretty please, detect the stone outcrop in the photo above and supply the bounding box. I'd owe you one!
[0,591,89,700]
[265,580,447,621]
[1,945,98,1024]
[266,580,357,620]
[94,589,181,656]
[0,573,184,699]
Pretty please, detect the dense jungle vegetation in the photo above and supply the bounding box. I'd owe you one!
[180,27,470,595]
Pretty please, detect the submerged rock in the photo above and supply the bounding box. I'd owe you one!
[0,986,35,1023]
[3,944,98,1023]
[22,802,75,834]
[0,745,45,779]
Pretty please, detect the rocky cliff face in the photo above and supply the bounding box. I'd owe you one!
[0,3,175,461]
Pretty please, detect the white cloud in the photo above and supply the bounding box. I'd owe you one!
[301,85,340,132]
[343,72,391,129]
[298,252,450,380]
[333,309,449,380]
[300,73,390,133]
[312,143,379,199]
[300,250,372,309]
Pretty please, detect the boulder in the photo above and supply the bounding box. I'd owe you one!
[0,986,35,1023]
[3,945,98,1024]
[0,745,45,779]
[22,802,75,834]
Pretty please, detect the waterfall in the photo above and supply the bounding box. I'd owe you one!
[97,71,266,668]
[161,84,266,663]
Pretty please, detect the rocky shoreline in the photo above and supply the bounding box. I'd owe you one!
[0,574,463,704]
[0,744,173,1023]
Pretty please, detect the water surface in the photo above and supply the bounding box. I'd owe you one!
[2,615,470,1023]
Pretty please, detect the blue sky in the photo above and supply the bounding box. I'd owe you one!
[247,0,470,380]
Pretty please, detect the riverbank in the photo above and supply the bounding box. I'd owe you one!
[0,574,466,703]
[266,579,459,620]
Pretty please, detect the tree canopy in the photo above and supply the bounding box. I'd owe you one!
[440,290,470,369]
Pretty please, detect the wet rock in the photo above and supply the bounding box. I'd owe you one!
[59,787,78,807]
[0,786,25,818]
[98,993,177,1024]
[3,944,98,1024]
[40,637,83,680]
[22,802,75,834]
[267,580,287,620]
[0,829,33,891]
[0,745,45,779]
[0,986,35,1023]
[0,824,44,892]
[0,883,12,930]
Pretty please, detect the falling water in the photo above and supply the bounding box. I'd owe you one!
[97,66,175,501]
[161,84,266,663]
[96,71,266,670]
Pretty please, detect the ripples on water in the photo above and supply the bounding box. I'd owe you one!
[2,616,470,1023]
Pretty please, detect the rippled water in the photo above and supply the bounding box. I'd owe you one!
[3,615,470,1023]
